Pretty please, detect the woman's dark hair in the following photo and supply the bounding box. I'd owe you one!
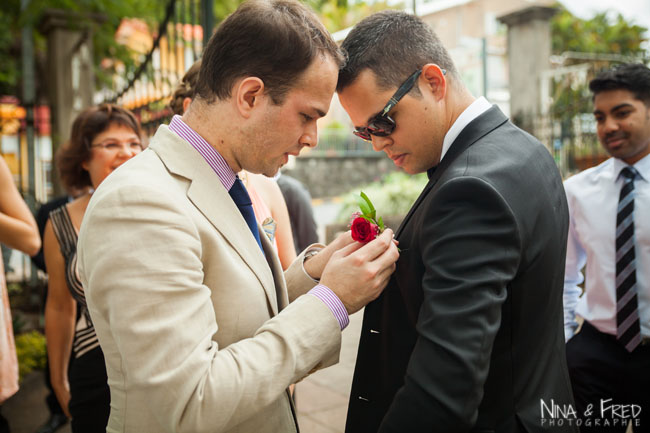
[195,0,343,105]
[169,60,202,115]
[57,104,141,190]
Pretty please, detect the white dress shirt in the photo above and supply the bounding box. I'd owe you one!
[439,96,492,162]
[563,153,650,340]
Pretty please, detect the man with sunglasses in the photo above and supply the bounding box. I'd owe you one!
[338,11,576,433]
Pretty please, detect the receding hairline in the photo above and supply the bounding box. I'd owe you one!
[197,51,341,105]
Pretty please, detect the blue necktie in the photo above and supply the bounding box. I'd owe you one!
[229,176,264,252]
[616,166,641,352]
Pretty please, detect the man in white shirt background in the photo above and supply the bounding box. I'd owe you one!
[564,63,650,432]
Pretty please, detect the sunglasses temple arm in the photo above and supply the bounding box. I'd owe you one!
[382,98,398,116]
[395,71,422,99]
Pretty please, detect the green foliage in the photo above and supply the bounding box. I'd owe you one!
[306,0,398,33]
[0,0,163,97]
[549,4,648,121]
[0,0,20,96]
[15,330,47,381]
[326,120,346,130]
[212,0,396,34]
[357,191,376,220]
[0,0,396,97]
[0,8,18,94]
[214,0,245,23]
[6,282,23,296]
[337,171,428,222]
[12,312,26,336]
[551,4,648,56]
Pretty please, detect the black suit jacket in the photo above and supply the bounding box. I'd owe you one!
[345,107,576,433]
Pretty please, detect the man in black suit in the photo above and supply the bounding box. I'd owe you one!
[337,11,576,433]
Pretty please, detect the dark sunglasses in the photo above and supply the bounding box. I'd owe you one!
[353,68,446,141]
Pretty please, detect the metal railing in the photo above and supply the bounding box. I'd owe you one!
[100,0,208,135]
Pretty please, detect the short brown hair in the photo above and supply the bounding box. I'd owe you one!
[195,0,343,105]
[338,10,458,93]
[169,60,202,115]
[57,104,142,190]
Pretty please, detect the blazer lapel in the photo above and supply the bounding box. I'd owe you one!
[396,105,509,237]
[149,126,279,314]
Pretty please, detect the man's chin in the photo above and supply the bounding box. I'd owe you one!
[610,145,650,164]
[604,143,631,159]
[401,164,425,175]
[262,165,281,178]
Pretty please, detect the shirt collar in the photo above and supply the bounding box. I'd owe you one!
[613,152,650,183]
[168,115,237,191]
[439,96,492,163]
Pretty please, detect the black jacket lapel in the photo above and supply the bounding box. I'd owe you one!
[396,105,509,237]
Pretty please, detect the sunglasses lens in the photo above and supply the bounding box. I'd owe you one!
[367,117,395,137]
[352,115,395,141]
[353,129,372,141]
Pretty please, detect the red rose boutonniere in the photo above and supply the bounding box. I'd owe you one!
[349,192,385,243]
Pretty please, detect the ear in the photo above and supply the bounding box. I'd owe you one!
[234,77,266,119]
[81,160,89,171]
[421,64,447,101]
[182,97,192,114]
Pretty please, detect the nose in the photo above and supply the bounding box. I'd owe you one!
[300,123,318,149]
[601,116,620,135]
[118,145,138,158]
[371,135,392,152]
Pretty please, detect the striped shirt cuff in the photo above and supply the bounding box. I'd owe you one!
[308,284,349,330]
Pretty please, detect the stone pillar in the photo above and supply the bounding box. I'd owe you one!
[40,10,102,195]
[498,6,557,135]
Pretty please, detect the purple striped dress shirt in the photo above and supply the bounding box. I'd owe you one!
[168,115,349,330]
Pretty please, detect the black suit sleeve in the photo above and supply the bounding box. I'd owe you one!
[379,176,521,433]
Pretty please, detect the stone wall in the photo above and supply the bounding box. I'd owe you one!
[283,155,399,199]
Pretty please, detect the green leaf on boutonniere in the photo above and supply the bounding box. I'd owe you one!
[377,216,385,231]
[356,193,372,217]
[360,191,377,220]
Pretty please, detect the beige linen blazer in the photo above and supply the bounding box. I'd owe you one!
[77,126,341,433]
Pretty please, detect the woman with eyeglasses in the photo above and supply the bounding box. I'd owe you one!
[44,104,143,432]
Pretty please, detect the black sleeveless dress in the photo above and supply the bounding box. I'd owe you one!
[50,206,109,433]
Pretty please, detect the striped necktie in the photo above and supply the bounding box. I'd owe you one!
[616,166,642,352]
[229,176,264,253]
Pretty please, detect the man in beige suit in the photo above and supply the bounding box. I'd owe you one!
[76,1,399,432]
